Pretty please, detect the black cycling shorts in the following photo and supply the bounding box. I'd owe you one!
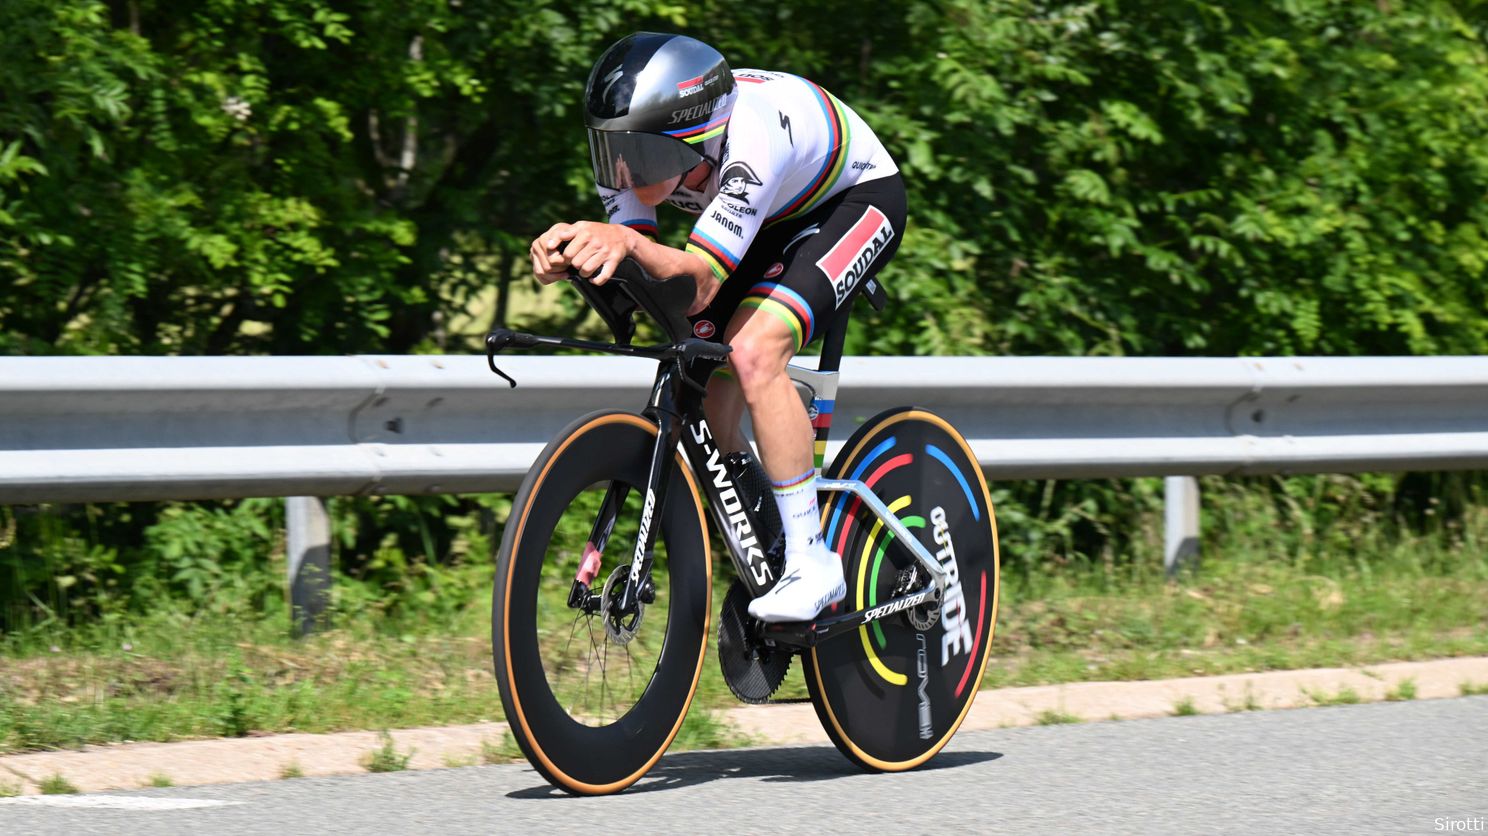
[688,173,905,352]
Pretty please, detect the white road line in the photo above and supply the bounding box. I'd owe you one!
[0,795,244,810]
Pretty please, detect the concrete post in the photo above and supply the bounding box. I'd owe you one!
[1164,476,1200,578]
[286,496,331,636]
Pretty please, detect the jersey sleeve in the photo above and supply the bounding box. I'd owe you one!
[597,186,658,241]
[685,100,785,282]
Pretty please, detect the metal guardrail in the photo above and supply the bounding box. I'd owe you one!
[4,354,1488,504]
[3,354,1486,630]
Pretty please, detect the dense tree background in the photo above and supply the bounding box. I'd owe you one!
[5,0,1486,358]
[3,0,1487,624]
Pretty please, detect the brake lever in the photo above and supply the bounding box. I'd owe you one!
[486,328,536,388]
[674,338,733,394]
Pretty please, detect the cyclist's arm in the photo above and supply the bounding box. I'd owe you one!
[531,187,661,284]
[536,220,712,287]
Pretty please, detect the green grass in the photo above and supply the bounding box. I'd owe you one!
[0,780,20,798]
[480,733,524,765]
[38,774,78,795]
[1035,708,1082,725]
[1304,686,1363,706]
[144,772,173,788]
[2,475,1486,756]
[278,761,305,779]
[1171,697,1199,716]
[362,731,413,773]
[1461,681,1488,697]
[1384,679,1418,702]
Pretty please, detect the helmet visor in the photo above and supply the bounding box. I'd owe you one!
[587,129,703,190]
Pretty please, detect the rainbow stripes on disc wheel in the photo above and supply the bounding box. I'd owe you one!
[805,408,1000,772]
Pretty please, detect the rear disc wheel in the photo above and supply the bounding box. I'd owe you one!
[805,407,1000,771]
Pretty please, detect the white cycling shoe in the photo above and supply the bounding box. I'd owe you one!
[748,549,847,623]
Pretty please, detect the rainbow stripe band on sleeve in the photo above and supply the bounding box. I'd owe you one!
[739,282,814,353]
[686,229,740,280]
[620,219,658,239]
[766,80,851,226]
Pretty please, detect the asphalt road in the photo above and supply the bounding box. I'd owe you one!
[3,697,1484,835]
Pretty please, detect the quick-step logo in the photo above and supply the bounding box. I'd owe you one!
[690,422,774,587]
[931,506,974,665]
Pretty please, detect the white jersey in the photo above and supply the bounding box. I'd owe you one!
[598,69,899,281]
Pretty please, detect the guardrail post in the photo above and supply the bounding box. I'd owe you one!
[1164,476,1200,578]
[286,496,331,636]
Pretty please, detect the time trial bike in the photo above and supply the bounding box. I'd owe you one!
[486,258,999,795]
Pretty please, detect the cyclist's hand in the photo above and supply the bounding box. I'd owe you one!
[556,221,634,285]
[530,226,572,285]
[687,272,721,316]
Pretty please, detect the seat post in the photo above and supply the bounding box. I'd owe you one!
[816,306,851,375]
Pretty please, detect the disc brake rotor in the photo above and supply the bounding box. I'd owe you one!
[599,566,644,645]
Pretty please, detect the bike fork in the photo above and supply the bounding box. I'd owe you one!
[567,481,631,610]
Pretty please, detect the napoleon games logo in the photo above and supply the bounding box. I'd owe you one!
[719,162,763,203]
[693,320,717,338]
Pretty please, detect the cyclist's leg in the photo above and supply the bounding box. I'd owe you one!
[724,299,843,622]
[732,174,907,622]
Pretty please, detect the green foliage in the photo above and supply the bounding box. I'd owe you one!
[1384,678,1417,702]
[3,1,1485,356]
[363,730,414,772]
[38,773,79,795]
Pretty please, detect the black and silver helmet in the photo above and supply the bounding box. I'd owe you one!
[584,32,737,190]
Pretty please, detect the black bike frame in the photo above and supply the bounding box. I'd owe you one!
[486,273,940,648]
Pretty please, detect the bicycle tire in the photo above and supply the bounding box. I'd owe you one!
[804,407,1000,771]
[492,410,711,795]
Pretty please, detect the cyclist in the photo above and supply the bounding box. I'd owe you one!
[530,32,905,623]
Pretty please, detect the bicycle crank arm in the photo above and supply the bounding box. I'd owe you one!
[758,582,940,648]
[816,478,949,589]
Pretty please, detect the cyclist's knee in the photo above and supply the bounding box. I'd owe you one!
[725,318,793,393]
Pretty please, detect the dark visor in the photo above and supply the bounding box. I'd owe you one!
[587,129,703,190]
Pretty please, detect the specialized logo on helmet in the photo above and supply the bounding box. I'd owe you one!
[719,162,763,204]
[669,95,728,125]
[693,320,717,338]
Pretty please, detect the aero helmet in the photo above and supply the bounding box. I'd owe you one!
[584,32,737,190]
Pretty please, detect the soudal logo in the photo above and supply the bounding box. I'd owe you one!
[816,206,894,304]
[693,320,716,338]
[676,74,705,97]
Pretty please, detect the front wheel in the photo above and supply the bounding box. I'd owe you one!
[805,407,1000,771]
[492,410,712,795]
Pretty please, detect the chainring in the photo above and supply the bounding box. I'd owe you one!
[718,580,791,704]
